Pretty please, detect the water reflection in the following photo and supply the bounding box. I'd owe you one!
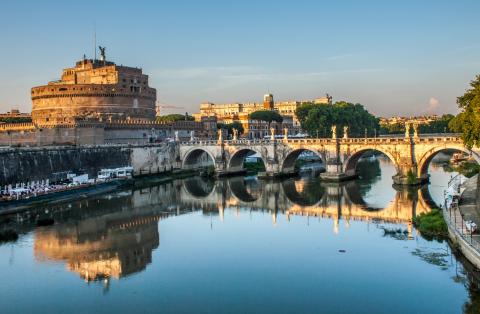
[2,154,480,313]
[22,162,437,283]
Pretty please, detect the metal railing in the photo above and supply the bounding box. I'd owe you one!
[443,198,480,253]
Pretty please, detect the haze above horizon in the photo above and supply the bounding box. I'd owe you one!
[0,0,479,117]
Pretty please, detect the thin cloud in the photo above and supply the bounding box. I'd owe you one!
[424,97,440,114]
[325,53,355,61]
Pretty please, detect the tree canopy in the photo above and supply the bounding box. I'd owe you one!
[449,75,480,148]
[249,110,283,125]
[295,101,379,137]
[217,121,244,136]
[0,117,32,124]
[156,114,194,123]
[379,114,455,135]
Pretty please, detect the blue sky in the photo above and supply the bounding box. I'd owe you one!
[0,0,479,116]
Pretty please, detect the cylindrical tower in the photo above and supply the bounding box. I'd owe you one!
[31,58,157,125]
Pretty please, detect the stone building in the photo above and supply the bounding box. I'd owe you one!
[193,94,332,139]
[0,50,217,146]
[0,109,31,121]
[31,55,156,124]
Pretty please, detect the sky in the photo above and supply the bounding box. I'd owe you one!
[0,0,479,117]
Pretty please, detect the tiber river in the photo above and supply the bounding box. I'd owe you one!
[0,153,479,314]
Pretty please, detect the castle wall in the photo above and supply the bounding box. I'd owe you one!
[0,125,105,146]
[0,143,179,186]
[32,92,155,124]
[0,146,131,186]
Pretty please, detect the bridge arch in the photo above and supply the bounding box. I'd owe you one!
[417,146,480,178]
[228,148,266,173]
[281,178,324,207]
[182,177,216,198]
[228,177,261,202]
[281,148,323,175]
[344,147,399,176]
[182,147,216,170]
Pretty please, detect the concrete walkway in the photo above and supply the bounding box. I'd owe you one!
[459,175,480,227]
[447,174,480,269]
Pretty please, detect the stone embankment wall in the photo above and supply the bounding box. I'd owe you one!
[0,143,178,186]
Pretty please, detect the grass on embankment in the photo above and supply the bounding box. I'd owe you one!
[413,209,448,239]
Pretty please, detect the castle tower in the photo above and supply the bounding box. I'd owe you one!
[31,51,157,125]
[263,94,274,110]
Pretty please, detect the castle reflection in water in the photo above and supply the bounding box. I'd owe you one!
[30,159,439,283]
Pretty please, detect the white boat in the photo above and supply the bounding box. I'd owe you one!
[97,167,133,181]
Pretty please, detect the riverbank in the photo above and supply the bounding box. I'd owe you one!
[0,169,198,216]
[444,175,480,269]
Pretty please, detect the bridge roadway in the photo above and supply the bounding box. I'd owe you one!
[179,132,480,185]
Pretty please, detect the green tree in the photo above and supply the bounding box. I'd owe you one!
[379,122,404,135]
[449,75,480,148]
[249,110,283,127]
[217,121,244,136]
[296,101,379,137]
[379,114,455,135]
[0,117,32,123]
[418,114,454,134]
[156,113,194,123]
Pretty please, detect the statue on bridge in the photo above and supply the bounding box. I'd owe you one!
[405,122,411,138]
[174,131,179,142]
[270,127,275,141]
[190,131,195,142]
[283,127,288,141]
[217,129,224,144]
[232,128,238,141]
[331,125,337,139]
[343,126,349,139]
[413,122,419,138]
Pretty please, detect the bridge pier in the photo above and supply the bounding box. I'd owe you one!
[320,158,358,182]
[392,172,429,186]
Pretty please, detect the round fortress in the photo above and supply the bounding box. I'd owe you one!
[31,57,156,124]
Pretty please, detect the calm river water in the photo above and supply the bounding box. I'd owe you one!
[0,155,479,314]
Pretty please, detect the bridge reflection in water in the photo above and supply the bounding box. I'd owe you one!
[32,163,437,283]
[181,176,435,236]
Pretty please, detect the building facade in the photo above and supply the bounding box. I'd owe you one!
[193,94,332,139]
[0,51,216,146]
[31,56,157,125]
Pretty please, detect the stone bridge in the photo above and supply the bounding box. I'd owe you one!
[178,131,479,185]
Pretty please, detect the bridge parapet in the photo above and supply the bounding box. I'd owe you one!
[177,134,473,185]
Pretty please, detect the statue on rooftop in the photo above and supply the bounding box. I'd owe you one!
[99,46,106,61]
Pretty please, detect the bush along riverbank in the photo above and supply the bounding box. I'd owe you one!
[244,161,266,175]
[413,209,448,240]
[450,161,480,178]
